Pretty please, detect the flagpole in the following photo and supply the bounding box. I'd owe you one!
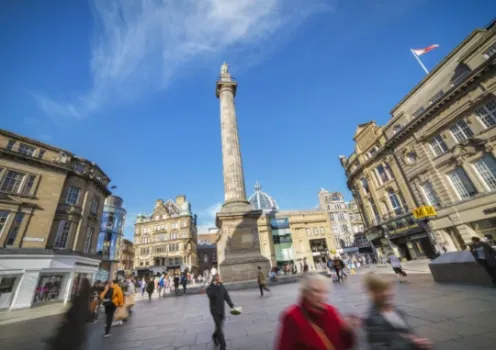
[411,49,429,74]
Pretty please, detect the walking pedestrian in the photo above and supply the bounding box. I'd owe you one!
[173,273,180,295]
[388,252,407,282]
[123,275,135,319]
[275,274,357,349]
[206,274,236,350]
[100,280,124,338]
[257,266,270,296]
[146,277,155,301]
[470,236,496,286]
[364,273,432,349]
[181,271,188,295]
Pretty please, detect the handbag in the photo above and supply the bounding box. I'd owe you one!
[114,306,129,321]
[300,306,335,350]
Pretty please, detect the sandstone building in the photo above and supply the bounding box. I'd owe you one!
[197,229,218,274]
[118,238,134,271]
[133,196,198,274]
[340,20,496,260]
[0,129,111,310]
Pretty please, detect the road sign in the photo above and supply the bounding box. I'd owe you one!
[413,205,437,219]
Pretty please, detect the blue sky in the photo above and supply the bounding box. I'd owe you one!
[1,0,495,239]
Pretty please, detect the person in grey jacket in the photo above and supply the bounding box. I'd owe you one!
[206,274,235,350]
[363,273,432,350]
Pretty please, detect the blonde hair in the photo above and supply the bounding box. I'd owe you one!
[300,273,328,294]
[363,272,391,293]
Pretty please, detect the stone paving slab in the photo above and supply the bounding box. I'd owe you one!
[2,273,496,350]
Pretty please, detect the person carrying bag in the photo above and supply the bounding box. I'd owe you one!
[100,280,124,337]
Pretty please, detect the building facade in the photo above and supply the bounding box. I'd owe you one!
[118,239,134,271]
[340,20,496,260]
[318,190,365,255]
[133,196,198,274]
[96,195,126,280]
[0,129,111,310]
[197,230,218,274]
[246,182,337,271]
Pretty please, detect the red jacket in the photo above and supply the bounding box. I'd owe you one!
[275,300,354,350]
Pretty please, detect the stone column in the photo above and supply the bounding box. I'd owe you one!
[216,71,251,212]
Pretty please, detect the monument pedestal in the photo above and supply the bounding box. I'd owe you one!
[216,207,270,283]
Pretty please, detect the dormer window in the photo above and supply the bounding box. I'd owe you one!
[73,163,86,173]
[393,124,403,134]
[18,143,36,157]
[483,42,496,59]
[412,106,425,119]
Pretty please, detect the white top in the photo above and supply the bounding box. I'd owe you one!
[382,310,408,329]
[389,255,402,268]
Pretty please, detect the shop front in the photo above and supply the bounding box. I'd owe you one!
[386,216,435,260]
[309,238,329,266]
[0,252,100,311]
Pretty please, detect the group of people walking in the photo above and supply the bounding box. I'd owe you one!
[138,270,191,299]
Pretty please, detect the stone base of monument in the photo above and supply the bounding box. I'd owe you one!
[429,251,494,287]
[219,256,271,283]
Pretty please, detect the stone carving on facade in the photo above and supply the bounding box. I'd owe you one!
[54,152,70,165]
[221,62,229,74]
[451,136,489,166]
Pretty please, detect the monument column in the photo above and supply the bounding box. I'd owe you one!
[216,62,251,212]
[215,62,270,282]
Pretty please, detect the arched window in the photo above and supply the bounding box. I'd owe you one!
[387,189,404,215]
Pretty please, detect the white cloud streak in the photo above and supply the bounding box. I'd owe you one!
[34,0,331,118]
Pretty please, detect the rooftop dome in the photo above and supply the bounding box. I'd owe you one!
[248,181,278,213]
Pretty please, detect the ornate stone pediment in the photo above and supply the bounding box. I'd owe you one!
[53,151,71,165]
[451,136,491,165]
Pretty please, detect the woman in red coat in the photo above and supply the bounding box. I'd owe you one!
[275,274,358,350]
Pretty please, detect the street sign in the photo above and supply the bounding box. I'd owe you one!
[413,205,437,219]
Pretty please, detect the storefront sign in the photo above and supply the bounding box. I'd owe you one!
[413,205,437,219]
[482,207,496,215]
[23,237,45,242]
[389,224,419,236]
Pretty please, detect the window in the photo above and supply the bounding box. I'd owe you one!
[140,247,151,255]
[385,163,395,180]
[90,198,99,214]
[448,168,477,200]
[483,42,496,58]
[83,227,94,253]
[66,186,81,205]
[181,230,188,238]
[38,150,46,159]
[329,214,335,222]
[319,227,325,234]
[306,228,311,236]
[430,90,444,104]
[412,106,425,118]
[18,143,36,157]
[474,101,496,128]
[337,212,346,221]
[54,220,71,249]
[313,228,318,235]
[170,232,178,240]
[376,164,389,184]
[0,211,9,237]
[204,254,209,263]
[405,151,417,164]
[341,224,349,233]
[388,189,404,215]
[73,163,85,173]
[6,140,15,151]
[430,135,448,156]
[421,181,440,207]
[450,120,474,143]
[169,243,179,252]
[181,220,187,227]
[360,178,369,194]
[474,154,496,190]
[1,170,25,193]
[141,236,150,244]
[172,222,179,229]
[5,212,25,245]
[22,175,36,195]
[393,124,403,134]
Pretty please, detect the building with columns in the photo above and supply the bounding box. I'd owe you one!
[0,129,111,310]
[133,196,198,274]
[340,20,496,260]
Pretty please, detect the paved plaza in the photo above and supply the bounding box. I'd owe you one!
[2,271,496,350]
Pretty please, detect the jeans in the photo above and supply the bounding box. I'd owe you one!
[259,284,270,296]
[104,303,117,335]
[212,314,226,350]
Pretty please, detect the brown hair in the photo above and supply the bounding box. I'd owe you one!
[363,272,391,293]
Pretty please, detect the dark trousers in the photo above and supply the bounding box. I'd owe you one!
[479,259,496,285]
[335,268,341,281]
[212,314,226,350]
[259,284,270,295]
[104,303,117,335]
[182,283,187,295]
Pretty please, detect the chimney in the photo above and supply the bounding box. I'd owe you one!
[155,199,163,210]
[176,195,186,206]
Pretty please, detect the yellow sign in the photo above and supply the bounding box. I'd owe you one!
[413,205,437,219]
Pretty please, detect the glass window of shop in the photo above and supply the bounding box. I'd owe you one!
[33,274,66,304]
[0,275,20,309]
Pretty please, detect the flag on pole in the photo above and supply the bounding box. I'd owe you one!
[411,44,439,56]
[410,44,439,74]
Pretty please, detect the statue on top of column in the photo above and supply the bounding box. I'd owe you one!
[221,62,229,74]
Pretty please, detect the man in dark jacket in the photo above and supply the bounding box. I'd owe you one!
[206,274,235,350]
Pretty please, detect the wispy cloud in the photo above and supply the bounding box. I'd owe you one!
[197,202,223,233]
[35,0,331,118]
